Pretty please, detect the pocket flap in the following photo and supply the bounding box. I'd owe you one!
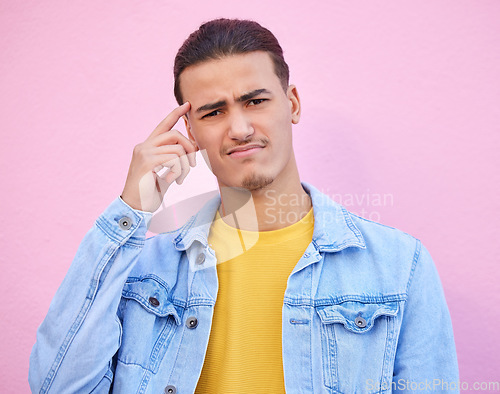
[122,276,181,325]
[316,301,399,333]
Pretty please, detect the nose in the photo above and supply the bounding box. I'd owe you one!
[227,109,254,141]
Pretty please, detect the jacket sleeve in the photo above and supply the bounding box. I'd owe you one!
[392,241,460,392]
[29,197,153,393]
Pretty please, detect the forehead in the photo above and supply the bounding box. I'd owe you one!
[179,51,281,103]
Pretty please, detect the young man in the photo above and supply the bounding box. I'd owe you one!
[29,19,459,393]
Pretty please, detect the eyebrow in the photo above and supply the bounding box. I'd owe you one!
[195,88,271,113]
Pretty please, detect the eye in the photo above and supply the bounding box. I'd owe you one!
[248,98,267,106]
[201,110,222,119]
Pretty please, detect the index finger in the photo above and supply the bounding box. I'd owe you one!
[149,102,191,138]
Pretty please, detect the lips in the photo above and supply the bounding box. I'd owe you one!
[226,144,265,155]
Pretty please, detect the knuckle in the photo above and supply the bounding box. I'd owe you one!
[133,143,145,157]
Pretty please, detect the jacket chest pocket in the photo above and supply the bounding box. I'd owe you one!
[117,276,182,372]
[316,301,400,394]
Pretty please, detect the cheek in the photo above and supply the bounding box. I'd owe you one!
[266,103,292,130]
[190,126,210,150]
[191,133,224,169]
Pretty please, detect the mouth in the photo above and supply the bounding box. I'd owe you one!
[226,144,265,158]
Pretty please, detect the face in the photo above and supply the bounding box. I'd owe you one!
[179,51,301,191]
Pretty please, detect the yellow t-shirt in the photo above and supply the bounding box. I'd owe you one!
[195,208,314,393]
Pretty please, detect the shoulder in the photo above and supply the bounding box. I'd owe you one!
[305,181,420,258]
[324,203,426,297]
[347,210,420,256]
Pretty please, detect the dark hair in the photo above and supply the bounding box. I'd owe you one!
[173,18,289,105]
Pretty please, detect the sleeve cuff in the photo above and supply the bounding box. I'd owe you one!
[95,197,154,244]
[118,196,154,230]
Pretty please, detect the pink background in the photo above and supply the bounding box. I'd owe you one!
[1,1,499,391]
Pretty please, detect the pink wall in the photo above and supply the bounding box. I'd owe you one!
[1,1,499,391]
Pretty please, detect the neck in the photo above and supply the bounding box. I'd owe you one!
[218,172,312,232]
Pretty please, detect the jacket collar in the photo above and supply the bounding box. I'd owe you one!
[172,181,366,252]
[302,182,366,252]
[172,193,221,251]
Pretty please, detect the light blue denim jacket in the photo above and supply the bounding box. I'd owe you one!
[29,182,459,393]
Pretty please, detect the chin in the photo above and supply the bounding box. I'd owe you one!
[240,174,274,191]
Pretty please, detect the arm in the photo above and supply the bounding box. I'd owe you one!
[393,241,460,392]
[29,103,196,393]
[29,197,152,393]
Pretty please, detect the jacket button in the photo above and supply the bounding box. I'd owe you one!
[196,253,206,265]
[186,316,198,329]
[165,385,176,394]
[149,297,160,307]
[118,217,132,230]
[355,316,367,328]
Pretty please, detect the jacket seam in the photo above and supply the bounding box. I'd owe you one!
[309,267,314,393]
[166,316,187,387]
[172,297,215,308]
[95,219,145,248]
[125,274,171,291]
[405,239,422,296]
[284,294,407,307]
[379,313,391,394]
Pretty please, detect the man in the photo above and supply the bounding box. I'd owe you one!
[29,18,459,393]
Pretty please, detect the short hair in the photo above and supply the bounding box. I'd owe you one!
[173,18,290,105]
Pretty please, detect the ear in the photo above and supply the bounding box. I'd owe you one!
[287,84,301,124]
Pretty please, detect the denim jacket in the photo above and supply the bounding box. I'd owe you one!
[29,182,459,393]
